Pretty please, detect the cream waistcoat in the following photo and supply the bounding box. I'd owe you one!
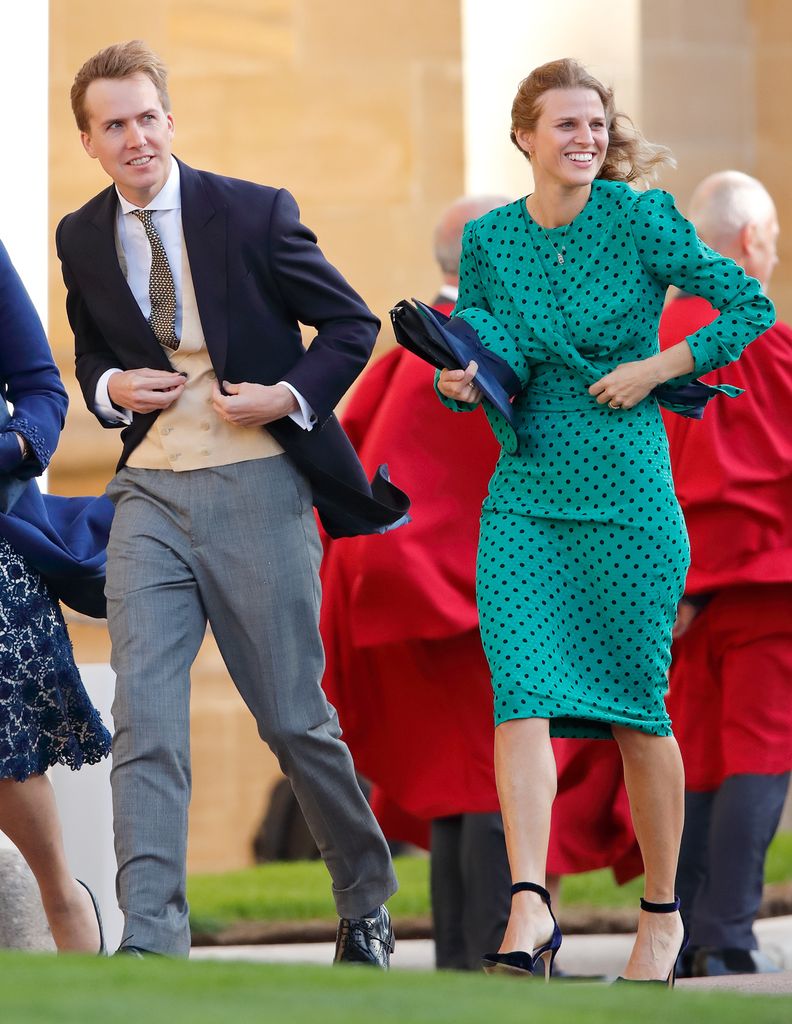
[126,235,283,471]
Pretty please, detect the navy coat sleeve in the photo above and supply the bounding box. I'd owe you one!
[268,189,380,423]
[0,239,68,477]
[56,216,127,429]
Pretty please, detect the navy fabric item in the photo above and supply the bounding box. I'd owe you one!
[653,379,743,420]
[0,478,112,618]
[0,237,112,618]
[389,299,521,424]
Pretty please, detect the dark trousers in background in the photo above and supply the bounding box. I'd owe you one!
[676,772,790,951]
[430,812,511,970]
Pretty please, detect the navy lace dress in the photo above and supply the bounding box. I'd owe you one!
[0,536,110,780]
[0,238,110,780]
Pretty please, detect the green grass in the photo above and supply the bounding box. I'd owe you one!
[0,953,789,1024]
[188,833,792,933]
[188,854,430,933]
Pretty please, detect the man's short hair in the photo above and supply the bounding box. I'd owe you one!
[71,40,171,132]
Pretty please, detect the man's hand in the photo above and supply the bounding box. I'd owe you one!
[212,381,299,427]
[672,598,700,640]
[108,368,187,413]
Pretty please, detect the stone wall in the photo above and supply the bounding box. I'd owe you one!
[641,0,792,321]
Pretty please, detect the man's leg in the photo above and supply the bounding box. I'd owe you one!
[193,458,397,918]
[691,772,790,952]
[429,815,467,969]
[459,812,511,970]
[691,593,792,968]
[105,470,207,956]
[676,788,715,938]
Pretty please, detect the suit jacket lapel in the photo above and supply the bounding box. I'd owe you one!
[178,159,229,377]
[86,187,173,371]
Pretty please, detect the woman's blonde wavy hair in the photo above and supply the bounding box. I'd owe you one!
[510,58,675,185]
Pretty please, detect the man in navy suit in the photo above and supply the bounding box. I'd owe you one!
[57,40,400,963]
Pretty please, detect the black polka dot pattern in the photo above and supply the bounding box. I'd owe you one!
[438,179,774,739]
[133,208,180,351]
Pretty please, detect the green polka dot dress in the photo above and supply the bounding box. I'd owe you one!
[438,179,774,739]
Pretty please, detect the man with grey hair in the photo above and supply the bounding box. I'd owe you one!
[660,170,792,977]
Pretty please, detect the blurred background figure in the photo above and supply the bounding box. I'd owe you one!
[660,170,792,977]
[320,195,512,970]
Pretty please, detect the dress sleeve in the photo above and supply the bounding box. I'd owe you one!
[0,239,67,475]
[630,189,775,375]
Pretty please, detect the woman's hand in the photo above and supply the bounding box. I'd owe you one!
[437,361,482,405]
[0,431,25,472]
[588,355,664,410]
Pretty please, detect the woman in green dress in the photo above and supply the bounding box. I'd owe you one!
[437,58,774,984]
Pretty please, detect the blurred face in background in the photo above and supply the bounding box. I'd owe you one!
[744,208,779,291]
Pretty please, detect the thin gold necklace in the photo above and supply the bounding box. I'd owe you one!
[538,223,570,265]
[527,198,570,265]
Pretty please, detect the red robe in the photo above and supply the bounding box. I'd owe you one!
[549,297,792,872]
[659,297,792,593]
[661,297,792,789]
[320,308,502,846]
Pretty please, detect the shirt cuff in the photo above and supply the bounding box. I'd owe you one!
[95,368,132,425]
[279,381,317,431]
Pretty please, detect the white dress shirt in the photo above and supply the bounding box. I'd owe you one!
[95,159,315,430]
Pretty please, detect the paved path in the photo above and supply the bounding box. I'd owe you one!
[191,914,792,993]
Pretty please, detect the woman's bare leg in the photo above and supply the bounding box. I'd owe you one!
[613,727,685,980]
[0,774,101,952]
[494,718,557,953]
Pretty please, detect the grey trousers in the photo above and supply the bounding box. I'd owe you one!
[105,457,397,956]
[676,772,790,950]
[430,813,511,970]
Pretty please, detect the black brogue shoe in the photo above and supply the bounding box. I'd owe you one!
[333,905,394,969]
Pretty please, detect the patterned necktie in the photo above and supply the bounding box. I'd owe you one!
[132,208,179,351]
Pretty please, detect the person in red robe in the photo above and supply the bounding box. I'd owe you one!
[320,196,513,970]
[659,171,792,977]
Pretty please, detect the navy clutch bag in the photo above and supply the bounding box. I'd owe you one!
[389,299,521,424]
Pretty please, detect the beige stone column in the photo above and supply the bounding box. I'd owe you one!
[462,0,641,196]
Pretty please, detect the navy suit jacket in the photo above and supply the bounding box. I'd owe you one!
[0,239,112,617]
[56,159,409,537]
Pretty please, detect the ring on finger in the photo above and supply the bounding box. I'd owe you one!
[608,399,621,410]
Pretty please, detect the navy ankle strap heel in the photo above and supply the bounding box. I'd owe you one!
[614,895,688,988]
[481,882,563,980]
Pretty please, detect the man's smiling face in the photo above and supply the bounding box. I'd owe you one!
[80,72,174,207]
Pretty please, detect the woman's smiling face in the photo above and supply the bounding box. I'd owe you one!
[515,87,609,189]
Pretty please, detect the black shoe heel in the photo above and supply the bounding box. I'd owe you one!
[482,881,563,981]
[614,896,688,989]
[76,879,106,957]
